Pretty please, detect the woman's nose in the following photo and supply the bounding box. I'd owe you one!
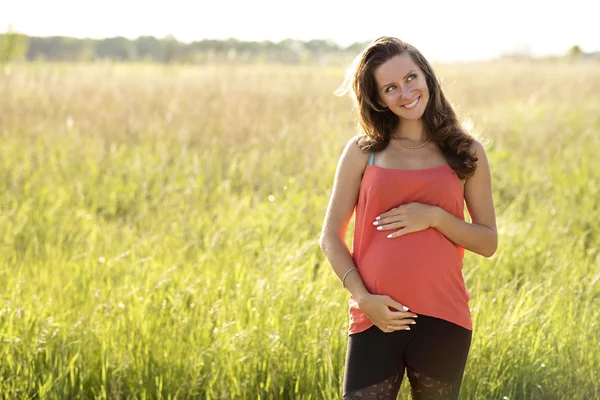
[398,85,412,100]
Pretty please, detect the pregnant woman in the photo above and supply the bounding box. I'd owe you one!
[319,37,498,399]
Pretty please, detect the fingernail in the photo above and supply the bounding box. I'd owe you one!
[403,306,409,311]
[373,221,378,225]
[387,234,393,238]
[411,321,416,324]
[377,227,383,231]
[405,327,411,330]
[413,314,418,318]
[375,216,381,220]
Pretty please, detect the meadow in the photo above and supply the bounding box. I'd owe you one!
[0,60,599,399]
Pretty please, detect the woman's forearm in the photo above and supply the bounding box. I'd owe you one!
[432,207,498,257]
[319,235,371,302]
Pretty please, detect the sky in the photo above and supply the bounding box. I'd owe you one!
[2,0,599,62]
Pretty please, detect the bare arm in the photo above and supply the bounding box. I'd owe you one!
[318,136,371,302]
[319,137,417,332]
[432,140,498,257]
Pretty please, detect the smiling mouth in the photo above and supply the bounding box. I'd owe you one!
[402,96,420,109]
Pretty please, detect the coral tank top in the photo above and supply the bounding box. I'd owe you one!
[348,155,472,335]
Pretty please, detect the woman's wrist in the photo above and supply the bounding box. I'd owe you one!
[430,206,445,229]
[354,291,372,305]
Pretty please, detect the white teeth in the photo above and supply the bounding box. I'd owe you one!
[403,96,420,109]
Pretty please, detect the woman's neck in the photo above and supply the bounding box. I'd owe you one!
[393,119,428,142]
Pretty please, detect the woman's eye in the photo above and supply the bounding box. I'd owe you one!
[407,74,417,82]
[385,85,396,93]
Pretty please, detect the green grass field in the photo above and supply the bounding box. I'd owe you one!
[0,61,599,399]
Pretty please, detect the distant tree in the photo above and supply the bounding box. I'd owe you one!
[0,28,29,63]
[95,37,136,61]
[7,33,373,64]
[162,35,181,63]
[26,36,88,61]
[135,36,162,61]
[345,41,370,54]
[567,45,584,58]
[78,39,96,61]
[277,39,305,63]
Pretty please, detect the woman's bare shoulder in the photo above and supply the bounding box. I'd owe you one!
[464,138,492,188]
[470,138,487,157]
[338,134,370,170]
[345,134,370,157]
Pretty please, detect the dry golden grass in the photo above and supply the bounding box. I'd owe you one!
[0,60,599,399]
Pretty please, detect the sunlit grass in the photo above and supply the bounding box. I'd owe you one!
[0,61,599,399]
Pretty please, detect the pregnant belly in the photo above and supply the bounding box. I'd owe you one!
[357,228,463,299]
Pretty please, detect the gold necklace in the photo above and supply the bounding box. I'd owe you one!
[392,134,431,149]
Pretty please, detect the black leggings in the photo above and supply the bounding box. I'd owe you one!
[343,314,472,400]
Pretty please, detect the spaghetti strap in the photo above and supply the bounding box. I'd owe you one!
[369,152,374,165]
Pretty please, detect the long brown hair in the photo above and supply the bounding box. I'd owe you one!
[336,36,478,180]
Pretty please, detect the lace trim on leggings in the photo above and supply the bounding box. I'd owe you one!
[407,369,454,399]
[343,373,402,400]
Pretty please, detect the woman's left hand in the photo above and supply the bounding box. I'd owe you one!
[373,202,441,239]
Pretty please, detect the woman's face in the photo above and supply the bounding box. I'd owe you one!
[373,53,429,121]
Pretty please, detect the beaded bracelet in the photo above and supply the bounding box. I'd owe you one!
[341,267,358,288]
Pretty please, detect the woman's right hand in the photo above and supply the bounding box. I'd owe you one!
[357,294,418,333]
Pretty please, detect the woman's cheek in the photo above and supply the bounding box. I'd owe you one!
[385,92,398,103]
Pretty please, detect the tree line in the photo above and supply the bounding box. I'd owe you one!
[2,32,598,65]
[0,32,370,64]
